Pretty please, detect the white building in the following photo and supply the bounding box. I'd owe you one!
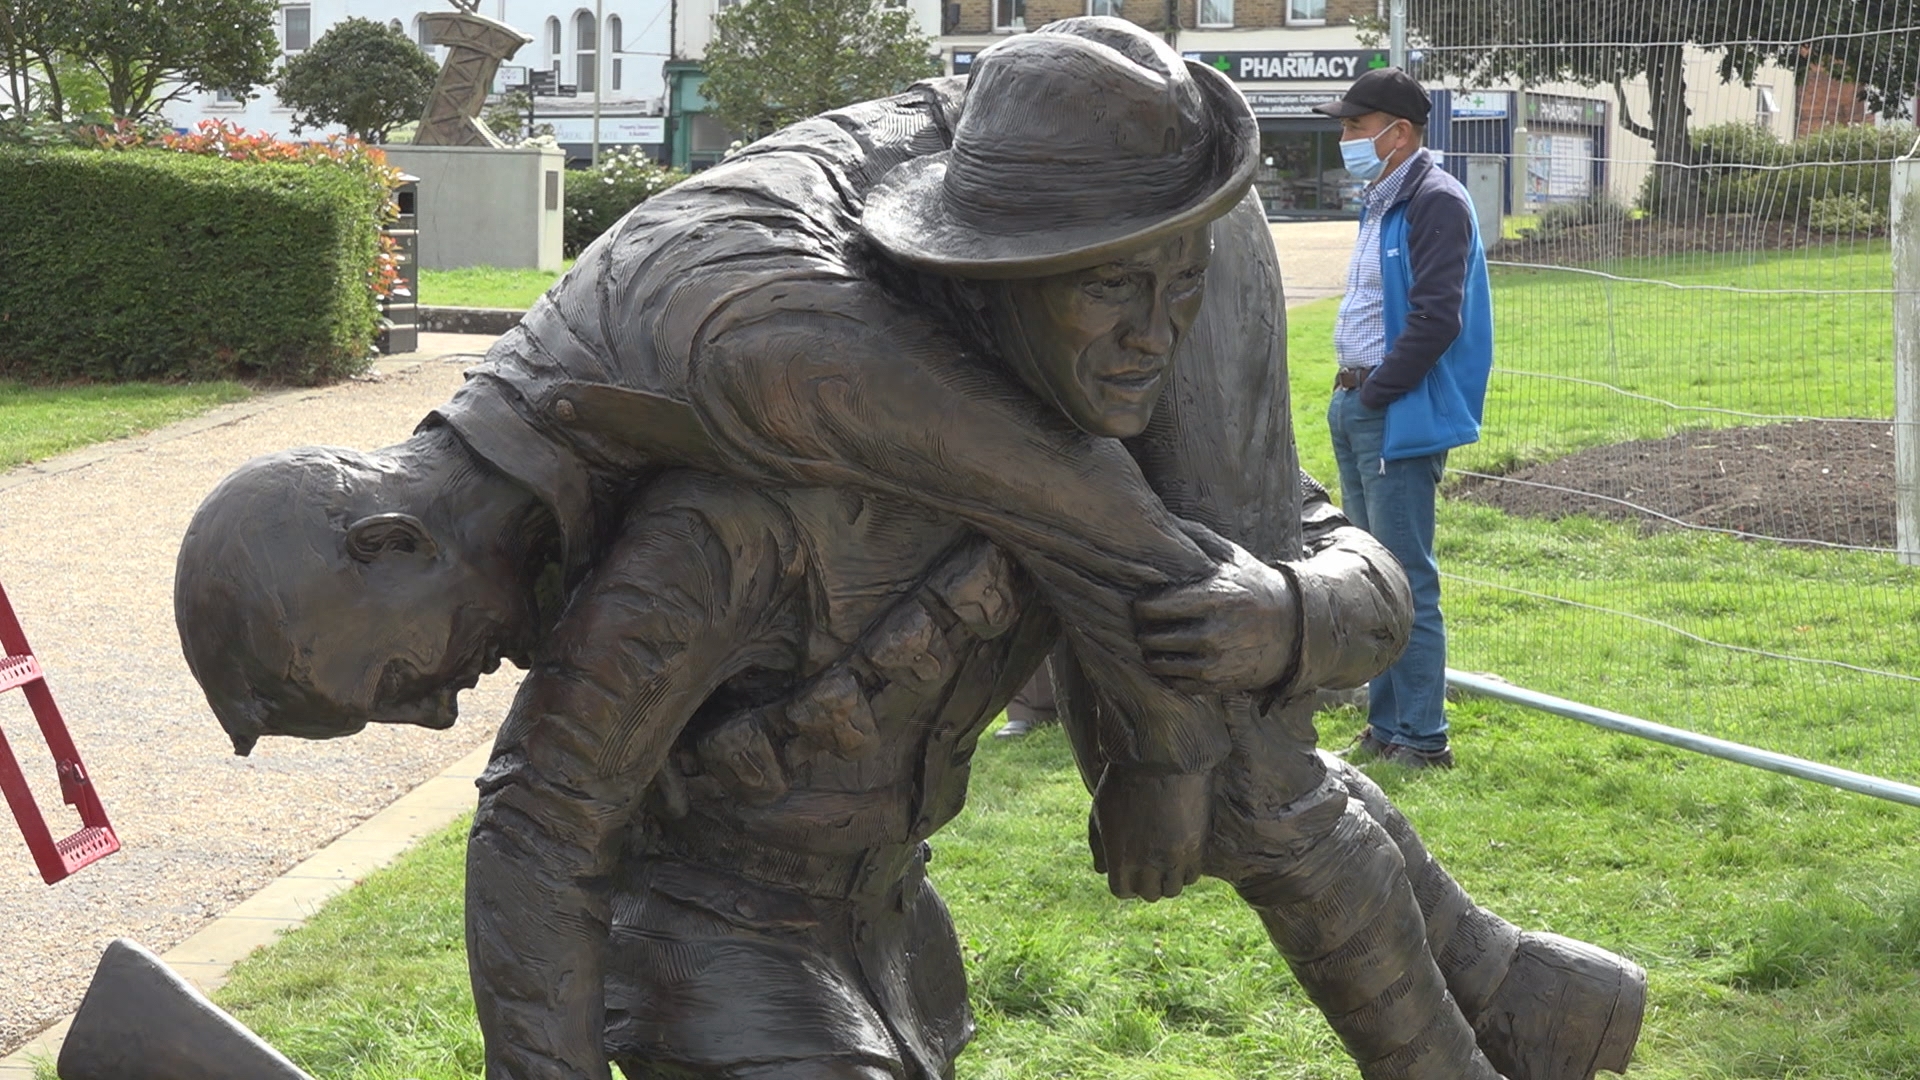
[164,0,673,157]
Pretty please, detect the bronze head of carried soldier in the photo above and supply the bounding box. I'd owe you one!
[153,19,1645,1080]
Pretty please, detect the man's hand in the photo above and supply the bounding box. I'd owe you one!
[1091,766,1212,901]
[1133,540,1300,694]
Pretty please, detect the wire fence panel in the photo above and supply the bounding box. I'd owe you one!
[1392,0,1920,784]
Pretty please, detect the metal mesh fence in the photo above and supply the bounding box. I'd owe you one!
[1391,0,1920,783]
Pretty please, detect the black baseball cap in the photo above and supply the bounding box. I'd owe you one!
[1313,67,1431,125]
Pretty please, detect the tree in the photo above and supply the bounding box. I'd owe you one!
[70,0,279,120]
[1798,0,1920,121]
[0,0,79,121]
[702,0,942,140]
[1392,1,1915,216]
[275,17,440,143]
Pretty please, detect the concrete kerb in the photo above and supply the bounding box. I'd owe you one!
[0,738,492,1078]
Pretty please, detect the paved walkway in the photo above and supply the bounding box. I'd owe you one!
[1271,218,1358,308]
[0,335,520,1066]
[0,227,1355,1072]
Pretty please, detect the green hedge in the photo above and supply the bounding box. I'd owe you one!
[563,150,686,258]
[1639,122,1919,228]
[0,148,380,383]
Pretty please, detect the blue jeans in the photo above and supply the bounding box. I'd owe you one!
[1327,387,1450,751]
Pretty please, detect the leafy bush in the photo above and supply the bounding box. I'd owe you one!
[0,147,381,383]
[1807,193,1883,234]
[1638,121,1915,230]
[563,149,686,258]
[1520,196,1631,240]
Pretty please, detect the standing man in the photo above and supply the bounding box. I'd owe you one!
[994,661,1056,739]
[1316,69,1493,769]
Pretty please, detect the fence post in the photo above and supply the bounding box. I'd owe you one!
[1895,139,1920,566]
[1389,0,1406,69]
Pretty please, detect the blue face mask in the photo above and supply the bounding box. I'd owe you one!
[1340,121,1403,181]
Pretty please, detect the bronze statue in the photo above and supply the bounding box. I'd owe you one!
[160,19,1642,1080]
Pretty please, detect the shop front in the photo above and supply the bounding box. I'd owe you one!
[1180,48,1393,220]
[1248,91,1359,219]
[1520,93,1609,208]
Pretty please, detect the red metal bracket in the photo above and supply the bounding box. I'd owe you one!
[0,580,119,884]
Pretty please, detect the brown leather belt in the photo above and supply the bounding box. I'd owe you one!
[1335,366,1377,391]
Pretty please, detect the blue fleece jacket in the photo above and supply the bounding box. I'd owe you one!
[1356,152,1495,461]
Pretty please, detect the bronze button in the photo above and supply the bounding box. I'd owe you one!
[553,398,577,422]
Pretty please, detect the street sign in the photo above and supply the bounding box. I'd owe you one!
[548,116,667,144]
[529,69,557,94]
[499,65,528,88]
[557,83,578,98]
[1180,49,1390,83]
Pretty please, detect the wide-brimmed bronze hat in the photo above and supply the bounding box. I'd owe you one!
[863,17,1258,280]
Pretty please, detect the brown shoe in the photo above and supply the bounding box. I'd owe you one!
[1472,932,1647,1080]
[1336,725,1393,763]
[1379,742,1456,770]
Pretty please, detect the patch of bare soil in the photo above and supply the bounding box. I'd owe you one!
[1453,420,1897,550]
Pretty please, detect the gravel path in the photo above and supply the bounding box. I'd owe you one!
[0,337,524,1053]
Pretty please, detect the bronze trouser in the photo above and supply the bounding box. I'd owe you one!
[1213,773,1504,1080]
[1325,754,1524,1023]
[1178,693,1506,1080]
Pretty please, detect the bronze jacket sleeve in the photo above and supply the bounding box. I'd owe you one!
[687,279,1233,775]
[467,473,802,1080]
[1279,469,1412,693]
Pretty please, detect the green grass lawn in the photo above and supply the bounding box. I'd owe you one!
[196,709,1920,1080]
[1285,243,1918,782]
[416,263,570,310]
[0,381,252,470]
[1290,242,1895,477]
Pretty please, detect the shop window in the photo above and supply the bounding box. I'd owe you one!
[996,0,1027,32]
[1256,129,1361,219]
[1197,0,1233,29]
[282,5,311,52]
[1287,0,1325,25]
[690,113,734,154]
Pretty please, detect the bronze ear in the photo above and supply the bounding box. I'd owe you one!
[344,513,440,563]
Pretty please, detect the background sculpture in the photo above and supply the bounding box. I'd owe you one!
[413,1,533,147]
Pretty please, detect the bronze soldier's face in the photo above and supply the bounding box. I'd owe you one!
[991,227,1211,439]
[270,544,528,740]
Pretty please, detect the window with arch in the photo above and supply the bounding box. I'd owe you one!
[546,16,562,73]
[607,14,623,91]
[575,9,597,93]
